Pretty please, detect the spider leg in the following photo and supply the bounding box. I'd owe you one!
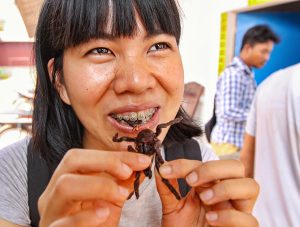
[126,146,142,199]
[155,116,183,136]
[155,153,181,200]
[143,155,154,179]
[127,191,134,200]
[143,143,158,178]
[112,133,136,142]
[143,167,152,179]
[127,145,137,152]
[134,171,141,199]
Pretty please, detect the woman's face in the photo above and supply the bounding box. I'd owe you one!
[52,19,184,151]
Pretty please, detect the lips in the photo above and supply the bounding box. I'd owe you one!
[108,105,160,133]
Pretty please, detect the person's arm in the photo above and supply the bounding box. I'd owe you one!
[218,71,250,122]
[240,87,257,178]
[240,133,255,178]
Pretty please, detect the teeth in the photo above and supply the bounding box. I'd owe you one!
[129,112,137,121]
[117,115,123,121]
[137,112,145,121]
[123,115,130,121]
[113,108,156,124]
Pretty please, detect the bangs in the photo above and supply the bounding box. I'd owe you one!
[41,0,181,54]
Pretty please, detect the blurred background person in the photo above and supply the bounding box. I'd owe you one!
[240,63,300,227]
[210,25,280,159]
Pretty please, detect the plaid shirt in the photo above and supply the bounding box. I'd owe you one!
[211,57,257,148]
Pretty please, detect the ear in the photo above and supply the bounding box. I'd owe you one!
[47,58,71,105]
[243,43,253,53]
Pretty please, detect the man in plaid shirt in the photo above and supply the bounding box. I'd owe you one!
[211,25,280,158]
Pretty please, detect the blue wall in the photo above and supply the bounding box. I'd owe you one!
[235,12,300,85]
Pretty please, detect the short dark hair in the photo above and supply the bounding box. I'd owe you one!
[240,25,280,51]
[32,0,202,164]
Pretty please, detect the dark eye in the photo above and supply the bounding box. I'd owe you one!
[149,42,169,52]
[90,47,113,55]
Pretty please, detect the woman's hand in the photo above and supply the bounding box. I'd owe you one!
[157,159,259,227]
[38,148,152,227]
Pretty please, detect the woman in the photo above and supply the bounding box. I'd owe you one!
[0,0,259,226]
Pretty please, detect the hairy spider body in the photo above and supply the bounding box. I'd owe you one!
[112,117,183,200]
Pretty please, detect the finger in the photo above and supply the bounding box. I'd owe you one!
[205,209,259,227]
[155,168,183,215]
[41,149,150,212]
[49,207,110,227]
[46,174,130,217]
[117,171,146,198]
[189,160,245,186]
[160,159,244,186]
[210,200,233,211]
[159,159,200,179]
[59,149,152,177]
[198,178,259,213]
[45,149,151,195]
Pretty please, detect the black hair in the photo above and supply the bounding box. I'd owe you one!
[240,24,280,51]
[33,0,202,164]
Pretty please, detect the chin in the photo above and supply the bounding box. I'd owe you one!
[258,62,266,68]
[254,65,263,69]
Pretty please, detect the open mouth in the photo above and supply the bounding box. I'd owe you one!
[110,107,158,127]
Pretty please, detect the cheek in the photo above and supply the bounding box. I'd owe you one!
[257,54,267,64]
[63,64,114,106]
[157,59,184,122]
[253,49,266,61]
[156,57,184,97]
[169,62,184,102]
[172,71,184,101]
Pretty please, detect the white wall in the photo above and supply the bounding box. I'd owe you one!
[0,0,31,41]
[178,0,247,122]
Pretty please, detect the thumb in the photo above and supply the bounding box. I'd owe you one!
[155,168,182,214]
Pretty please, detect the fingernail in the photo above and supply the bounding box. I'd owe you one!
[139,155,151,164]
[206,212,218,221]
[200,189,214,201]
[96,207,110,219]
[186,171,198,184]
[159,165,172,175]
[121,163,132,175]
[118,186,130,197]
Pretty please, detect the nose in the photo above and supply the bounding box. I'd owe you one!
[113,56,156,95]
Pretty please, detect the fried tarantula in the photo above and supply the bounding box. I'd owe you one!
[112,117,183,200]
